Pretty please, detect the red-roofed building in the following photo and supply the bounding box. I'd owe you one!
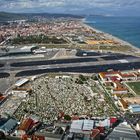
[109,76,120,82]
[0,96,5,101]
[99,71,138,82]
[91,129,100,140]
[112,82,128,95]
[110,117,117,125]
[134,72,140,80]
[0,95,7,101]
[32,135,45,140]
[99,71,121,82]
[118,99,128,110]
[22,135,45,140]
[71,115,79,120]
[19,118,34,132]
[120,73,136,81]
[0,95,7,104]
[22,135,31,140]
[97,126,105,134]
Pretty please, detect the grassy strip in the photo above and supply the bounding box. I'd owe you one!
[98,76,119,112]
[127,82,140,95]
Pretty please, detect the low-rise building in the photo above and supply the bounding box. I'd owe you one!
[112,88,128,95]
[128,104,140,114]
[0,118,18,134]
[69,119,101,140]
[123,97,140,105]
[15,78,29,87]
[105,122,139,140]
[111,82,128,95]
[134,72,140,80]
[118,99,128,111]
[22,134,46,140]
[99,71,121,82]
[18,118,34,132]
[120,73,136,81]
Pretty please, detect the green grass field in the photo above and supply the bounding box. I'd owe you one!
[127,82,140,95]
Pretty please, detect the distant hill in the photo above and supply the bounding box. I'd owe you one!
[0,12,26,21]
[0,12,83,22]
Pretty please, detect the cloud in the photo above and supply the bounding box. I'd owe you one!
[0,0,65,9]
[0,0,140,16]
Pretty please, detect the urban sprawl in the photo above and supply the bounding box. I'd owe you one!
[0,18,140,140]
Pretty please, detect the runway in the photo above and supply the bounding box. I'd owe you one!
[1,52,140,78]
[0,64,4,67]
[15,61,140,77]
[101,55,137,61]
[10,57,98,67]
[0,73,10,78]
[10,54,138,67]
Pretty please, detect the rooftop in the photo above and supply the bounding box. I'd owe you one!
[106,122,139,140]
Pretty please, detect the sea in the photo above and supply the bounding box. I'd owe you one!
[84,16,140,48]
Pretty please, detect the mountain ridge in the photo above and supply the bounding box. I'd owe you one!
[0,12,84,22]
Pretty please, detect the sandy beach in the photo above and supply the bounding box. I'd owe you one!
[82,22,140,53]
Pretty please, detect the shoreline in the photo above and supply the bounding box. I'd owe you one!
[81,21,140,53]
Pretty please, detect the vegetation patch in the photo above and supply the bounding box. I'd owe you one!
[8,34,67,45]
[127,82,140,95]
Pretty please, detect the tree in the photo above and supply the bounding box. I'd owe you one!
[0,131,6,139]
[64,115,71,121]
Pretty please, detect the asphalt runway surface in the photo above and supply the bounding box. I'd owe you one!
[10,54,139,68]
[0,64,4,67]
[15,61,140,77]
[0,73,10,78]
[101,55,137,61]
[1,52,140,78]
[10,57,98,67]
[76,50,138,60]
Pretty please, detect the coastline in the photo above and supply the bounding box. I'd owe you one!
[81,21,140,53]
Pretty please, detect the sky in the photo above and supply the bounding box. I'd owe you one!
[0,0,140,16]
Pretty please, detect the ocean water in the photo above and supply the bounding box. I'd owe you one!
[85,16,140,48]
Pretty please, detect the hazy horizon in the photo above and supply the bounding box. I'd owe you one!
[0,0,140,16]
